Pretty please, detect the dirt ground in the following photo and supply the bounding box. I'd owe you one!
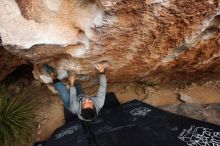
[106,80,220,106]
[14,79,220,145]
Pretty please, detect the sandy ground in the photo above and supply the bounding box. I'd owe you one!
[11,79,220,145]
[27,81,64,143]
[106,80,220,106]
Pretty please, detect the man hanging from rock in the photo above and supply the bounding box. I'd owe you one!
[42,61,108,121]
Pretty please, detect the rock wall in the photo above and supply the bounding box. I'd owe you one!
[0,46,27,81]
[0,0,219,84]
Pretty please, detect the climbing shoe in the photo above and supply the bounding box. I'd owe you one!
[42,64,55,75]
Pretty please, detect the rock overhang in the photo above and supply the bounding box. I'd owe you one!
[0,0,219,85]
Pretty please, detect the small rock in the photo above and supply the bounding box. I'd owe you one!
[37,130,41,135]
[42,119,48,124]
[38,124,41,129]
[144,86,156,94]
[178,92,198,103]
[32,80,42,87]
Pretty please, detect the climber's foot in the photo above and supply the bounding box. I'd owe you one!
[42,64,57,79]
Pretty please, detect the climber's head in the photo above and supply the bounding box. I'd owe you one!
[80,97,97,121]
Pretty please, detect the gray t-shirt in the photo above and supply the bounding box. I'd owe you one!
[68,74,107,120]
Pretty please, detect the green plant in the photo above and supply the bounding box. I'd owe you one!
[0,84,34,146]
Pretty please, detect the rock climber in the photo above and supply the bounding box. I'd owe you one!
[42,61,108,121]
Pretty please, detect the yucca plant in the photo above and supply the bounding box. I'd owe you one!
[0,84,34,146]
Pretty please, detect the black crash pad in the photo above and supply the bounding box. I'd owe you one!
[40,100,220,146]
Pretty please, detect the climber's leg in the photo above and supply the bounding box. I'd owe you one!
[53,79,70,108]
[43,64,70,108]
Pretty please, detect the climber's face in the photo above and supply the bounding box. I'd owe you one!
[82,98,94,110]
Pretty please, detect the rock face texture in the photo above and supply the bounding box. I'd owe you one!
[0,0,219,84]
[0,46,27,81]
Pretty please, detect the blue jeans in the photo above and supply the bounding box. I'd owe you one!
[53,79,85,108]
